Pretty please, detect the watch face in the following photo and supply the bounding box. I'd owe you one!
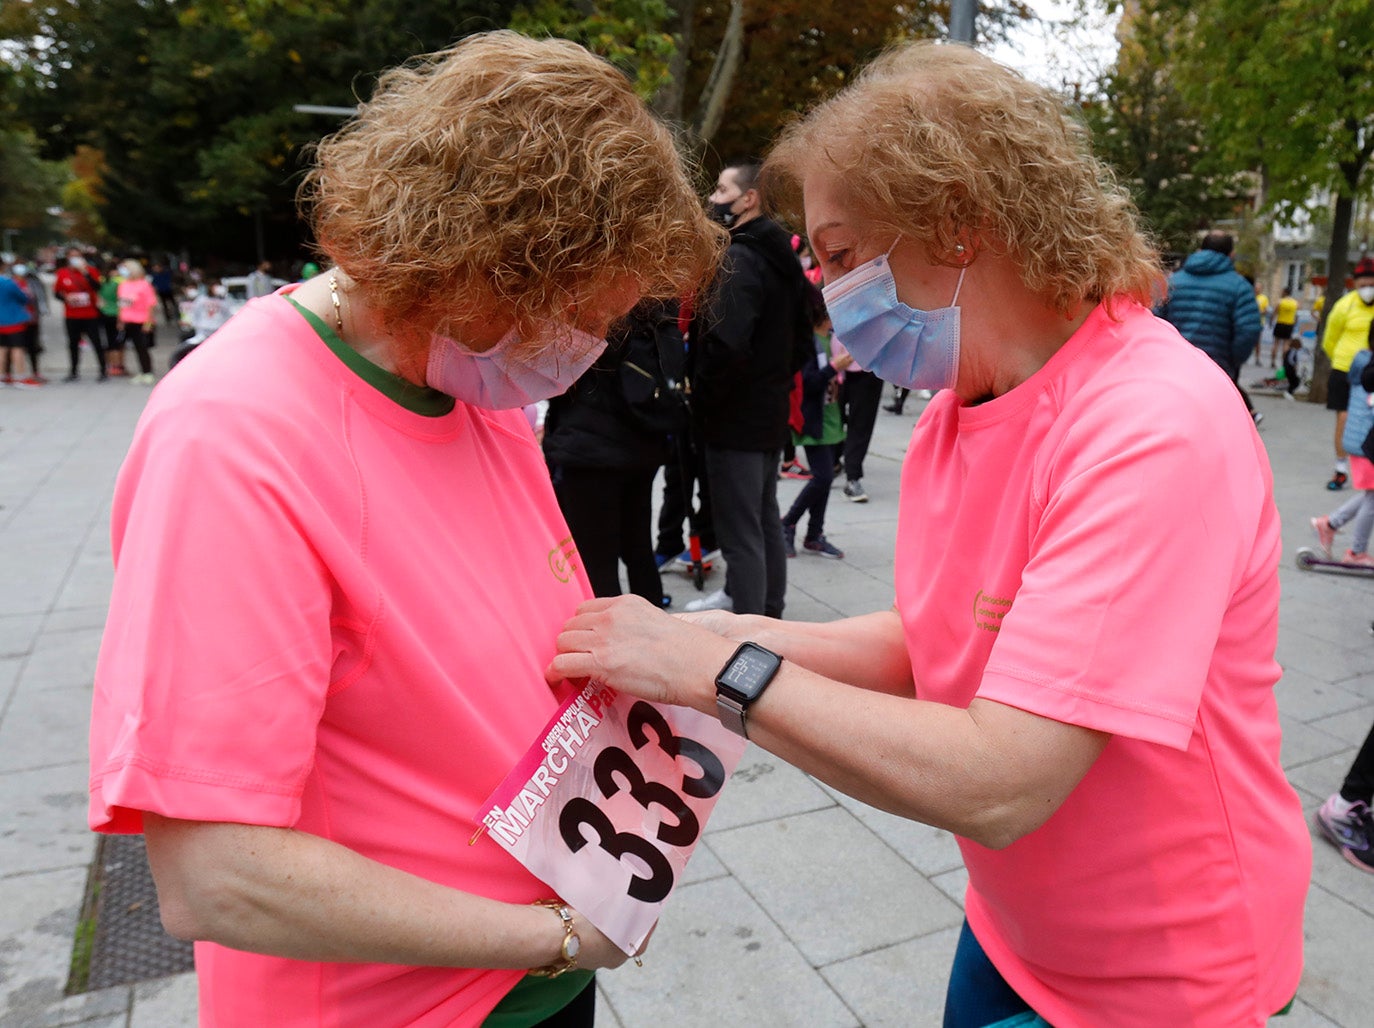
[718,643,781,701]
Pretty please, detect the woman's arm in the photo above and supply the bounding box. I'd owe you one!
[550,597,1108,850]
[681,608,914,696]
[142,814,633,971]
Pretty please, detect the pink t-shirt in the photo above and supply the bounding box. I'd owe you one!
[89,293,593,1026]
[895,302,1308,1026]
[117,278,158,325]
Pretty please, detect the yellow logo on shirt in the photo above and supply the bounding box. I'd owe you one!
[974,589,1013,632]
[548,536,581,583]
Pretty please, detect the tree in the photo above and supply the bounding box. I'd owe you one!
[1144,0,1374,400]
[1078,0,1243,260]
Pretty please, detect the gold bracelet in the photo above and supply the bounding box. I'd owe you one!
[529,900,581,978]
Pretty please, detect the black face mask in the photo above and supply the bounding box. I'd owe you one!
[709,200,738,228]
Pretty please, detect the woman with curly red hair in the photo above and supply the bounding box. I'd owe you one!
[88,32,723,1027]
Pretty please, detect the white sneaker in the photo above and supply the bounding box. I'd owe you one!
[684,588,732,613]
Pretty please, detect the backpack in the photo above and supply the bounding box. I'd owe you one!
[616,301,689,436]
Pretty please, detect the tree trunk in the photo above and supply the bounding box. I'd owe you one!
[1309,192,1354,405]
[691,0,745,146]
[651,0,696,126]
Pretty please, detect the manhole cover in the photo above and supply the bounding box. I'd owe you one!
[75,834,195,991]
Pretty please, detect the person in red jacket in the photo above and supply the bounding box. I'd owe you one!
[52,247,108,381]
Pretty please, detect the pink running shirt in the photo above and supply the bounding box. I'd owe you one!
[117,278,158,325]
[894,302,1309,1027]
[89,293,593,1026]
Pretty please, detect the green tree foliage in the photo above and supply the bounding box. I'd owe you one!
[1077,1,1242,259]
[510,0,678,99]
[1134,0,1374,399]
[3,0,521,260]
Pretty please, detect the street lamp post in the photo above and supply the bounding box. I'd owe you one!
[950,0,977,43]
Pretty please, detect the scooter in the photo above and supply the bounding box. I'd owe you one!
[1294,547,1374,576]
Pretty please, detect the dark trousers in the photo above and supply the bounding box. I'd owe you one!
[842,370,884,482]
[656,441,716,558]
[784,442,837,541]
[553,466,663,603]
[1340,721,1374,804]
[65,318,107,377]
[157,290,179,323]
[98,314,120,352]
[704,446,786,617]
[121,322,153,375]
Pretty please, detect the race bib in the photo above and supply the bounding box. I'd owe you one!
[66,291,92,309]
[478,681,746,954]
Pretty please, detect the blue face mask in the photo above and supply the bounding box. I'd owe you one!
[822,241,964,392]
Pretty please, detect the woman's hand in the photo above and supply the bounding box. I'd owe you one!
[565,908,649,971]
[546,595,737,713]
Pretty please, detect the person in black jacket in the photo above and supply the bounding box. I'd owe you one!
[544,299,682,604]
[686,162,811,616]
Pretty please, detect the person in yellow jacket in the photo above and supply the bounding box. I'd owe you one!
[1253,284,1270,365]
[1321,257,1374,489]
[1270,287,1299,367]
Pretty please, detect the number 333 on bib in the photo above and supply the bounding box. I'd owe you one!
[477,681,747,954]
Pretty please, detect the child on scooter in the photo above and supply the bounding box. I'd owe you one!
[1312,326,1374,563]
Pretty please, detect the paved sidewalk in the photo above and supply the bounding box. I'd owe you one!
[2,321,1371,1025]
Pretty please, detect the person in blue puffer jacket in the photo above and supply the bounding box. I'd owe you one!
[1156,231,1263,422]
[1311,335,1374,565]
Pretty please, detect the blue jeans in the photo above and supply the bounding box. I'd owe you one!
[944,920,1042,1028]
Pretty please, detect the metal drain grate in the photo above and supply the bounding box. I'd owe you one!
[81,834,195,990]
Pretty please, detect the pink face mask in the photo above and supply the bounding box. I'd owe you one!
[426,323,606,409]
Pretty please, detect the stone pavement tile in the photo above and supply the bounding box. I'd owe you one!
[816,783,963,877]
[1280,715,1352,771]
[1280,606,1374,648]
[820,925,959,1028]
[929,869,968,911]
[1307,704,1374,747]
[679,837,727,887]
[1330,672,1374,703]
[1273,668,1367,723]
[596,876,857,1028]
[1282,998,1342,1027]
[54,558,115,616]
[1276,643,1374,698]
[39,608,110,637]
[708,807,963,967]
[705,747,835,833]
[20,629,104,693]
[0,986,126,1028]
[0,541,99,621]
[0,867,89,1022]
[0,762,94,875]
[593,986,624,1028]
[1307,823,1374,921]
[1295,884,1374,1026]
[0,684,93,774]
[0,615,43,661]
[129,973,196,1028]
[790,573,895,620]
[1285,751,1359,805]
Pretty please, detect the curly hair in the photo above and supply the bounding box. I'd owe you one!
[764,42,1163,313]
[299,31,725,351]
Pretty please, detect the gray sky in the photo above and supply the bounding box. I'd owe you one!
[987,0,1121,90]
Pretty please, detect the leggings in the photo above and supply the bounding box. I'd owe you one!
[1340,721,1374,805]
[943,920,1036,1027]
[552,465,662,603]
[1328,489,1374,555]
[120,322,153,375]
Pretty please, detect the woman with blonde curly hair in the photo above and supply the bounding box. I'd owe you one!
[548,41,1309,1027]
[88,31,723,1027]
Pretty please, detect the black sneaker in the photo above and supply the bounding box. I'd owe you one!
[803,535,844,559]
[1328,470,1349,491]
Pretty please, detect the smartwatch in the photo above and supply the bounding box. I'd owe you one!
[714,641,783,738]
